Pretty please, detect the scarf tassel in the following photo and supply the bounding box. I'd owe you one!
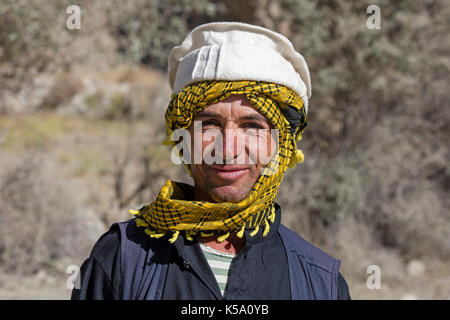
[288,148,304,168]
[144,229,166,239]
[288,131,305,168]
[168,230,180,243]
[130,204,277,243]
[185,230,194,241]
[216,232,230,243]
[249,225,260,237]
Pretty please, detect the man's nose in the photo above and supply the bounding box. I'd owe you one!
[221,127,244,163]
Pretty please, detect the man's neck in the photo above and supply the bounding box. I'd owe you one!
[198,232,246,254]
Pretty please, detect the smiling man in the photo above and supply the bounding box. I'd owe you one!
[72,22,351,300]
[189,94,275,203]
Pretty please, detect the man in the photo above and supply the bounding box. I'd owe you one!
[72,22,351,300]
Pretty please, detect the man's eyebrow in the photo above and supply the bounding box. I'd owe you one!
[194,111,270,125]
[194,111,223,119]
[239,114,269,123]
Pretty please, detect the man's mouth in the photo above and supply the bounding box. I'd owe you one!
[208,165,250,181]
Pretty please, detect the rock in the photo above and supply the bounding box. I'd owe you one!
[34,269,48,284]
[407,260,426,277]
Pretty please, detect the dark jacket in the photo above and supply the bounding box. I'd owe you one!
[71,203,350,300]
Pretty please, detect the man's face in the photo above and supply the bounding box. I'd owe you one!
[188,94,276,203]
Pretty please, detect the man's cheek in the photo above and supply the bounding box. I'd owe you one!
[248,135,276,165]
[246,143,259,165]
[190,130,206,164]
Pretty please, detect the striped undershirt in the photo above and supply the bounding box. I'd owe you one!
[199,243,236,296]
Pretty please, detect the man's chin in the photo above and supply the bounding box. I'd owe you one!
[208,185,250,203]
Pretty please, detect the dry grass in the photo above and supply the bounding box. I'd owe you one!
[0,108,187,276]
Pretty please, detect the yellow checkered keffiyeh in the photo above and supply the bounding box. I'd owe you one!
[130,80,307,243]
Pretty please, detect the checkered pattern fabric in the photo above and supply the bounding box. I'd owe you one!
[130,80,307,243]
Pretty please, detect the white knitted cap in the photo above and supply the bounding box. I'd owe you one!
[167,22,312,112]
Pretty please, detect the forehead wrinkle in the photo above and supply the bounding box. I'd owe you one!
[201,99,268,119]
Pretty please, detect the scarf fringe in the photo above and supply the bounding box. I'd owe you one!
[129,207,276,244]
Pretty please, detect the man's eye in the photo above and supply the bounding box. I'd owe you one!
[242,122,265,129]
[202,120,221,127]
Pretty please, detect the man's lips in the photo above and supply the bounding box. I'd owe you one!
[208,165,250,180]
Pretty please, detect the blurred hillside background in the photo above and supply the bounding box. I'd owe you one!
[0,0,448,299]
